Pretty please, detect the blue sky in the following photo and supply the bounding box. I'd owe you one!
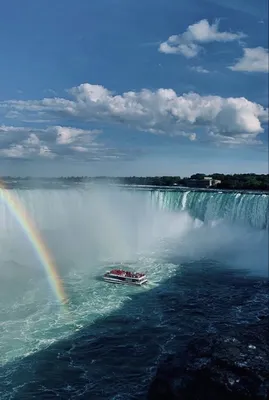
[0,0,268,177]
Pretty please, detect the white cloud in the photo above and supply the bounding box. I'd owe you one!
[71,146,89,153]
[0,125,55,159]
[39,145,54,157]
[229,47,269,73]
[208,131,263,146]
[1,145,28,159]
[1,83,267,146]
[0,125,27,133]
[0,125,104,160]
[159,19,246,58]
[0,142,55,159]
[54,126,101,145]
[0,124,139,161]
[25,133,40,146]
[190,66,210,73]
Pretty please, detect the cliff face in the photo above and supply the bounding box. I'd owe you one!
[148,316,269,400]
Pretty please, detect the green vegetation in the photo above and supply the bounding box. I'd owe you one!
[119,174,269,191]
[209,173,269,191]
[2,173,268,191]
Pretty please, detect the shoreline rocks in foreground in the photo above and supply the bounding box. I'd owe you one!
[148,316,269,400]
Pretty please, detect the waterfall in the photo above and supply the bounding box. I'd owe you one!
[150,189,268,230]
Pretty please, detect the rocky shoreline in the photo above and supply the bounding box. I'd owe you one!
[148,315,269,400]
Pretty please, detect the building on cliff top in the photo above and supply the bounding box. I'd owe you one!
[185,176,221,188]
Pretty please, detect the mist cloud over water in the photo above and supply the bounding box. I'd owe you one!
[0,184,268,366]
[0,185,268,283]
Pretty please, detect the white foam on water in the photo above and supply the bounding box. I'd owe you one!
[0,185,267,366]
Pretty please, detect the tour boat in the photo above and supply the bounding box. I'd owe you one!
[103,269,147,286]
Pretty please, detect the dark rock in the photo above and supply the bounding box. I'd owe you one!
[148,317,269,400]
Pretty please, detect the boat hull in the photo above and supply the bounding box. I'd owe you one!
[103,276,147,286]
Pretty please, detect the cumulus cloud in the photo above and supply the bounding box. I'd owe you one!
[54,126,101,145]
[229,47,269,73]
[190,66,210,73]
[0,123,143,161]
[1,83,267,146]
[0,83,268,152]
[159,19,246,58]
[208,131,263,146]
[0,125,105,160]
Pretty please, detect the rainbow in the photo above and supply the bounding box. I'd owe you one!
[0,180,68,307]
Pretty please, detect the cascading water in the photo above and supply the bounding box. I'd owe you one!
[0,183,268,399]
[151,189,269,230]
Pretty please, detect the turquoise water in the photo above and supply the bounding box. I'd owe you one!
[150,189,268,229]
[0,184,268,399]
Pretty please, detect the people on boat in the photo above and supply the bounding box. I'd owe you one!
[108,269,145,278]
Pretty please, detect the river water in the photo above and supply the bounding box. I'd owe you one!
[0,183,268,399]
